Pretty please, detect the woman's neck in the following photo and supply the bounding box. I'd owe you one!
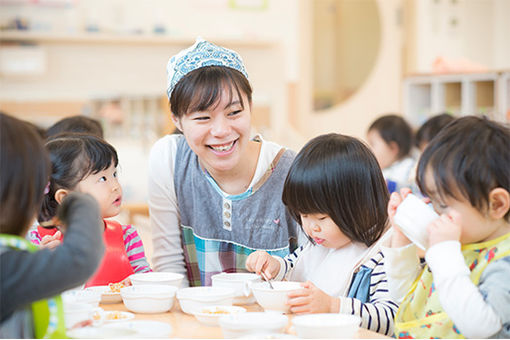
[206,140,261,195]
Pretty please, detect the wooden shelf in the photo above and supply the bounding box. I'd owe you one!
[403,71,510,125]
[0,30,276,48]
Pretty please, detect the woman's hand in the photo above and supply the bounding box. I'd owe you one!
[287,281,339,314]
[427,213,461,247]
[245,250,280,279]
[40,231,62,249]
[388,188,413,248]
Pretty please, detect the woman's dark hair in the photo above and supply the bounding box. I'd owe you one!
[38,133,118,222]
[417,116,510,221]
[368,114,414,159]
[0,112,50,235]
[282,133,389,247]
[415,113,455,149]
[47,115,104,139]
[170,66,252,118]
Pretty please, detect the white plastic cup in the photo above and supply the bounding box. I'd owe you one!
[394,193,439,249]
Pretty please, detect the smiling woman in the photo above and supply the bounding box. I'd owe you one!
[148,38,302,287]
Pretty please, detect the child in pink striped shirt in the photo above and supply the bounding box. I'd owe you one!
[30,133,150,285]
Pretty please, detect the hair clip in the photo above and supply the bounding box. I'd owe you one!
[44,181,50,195]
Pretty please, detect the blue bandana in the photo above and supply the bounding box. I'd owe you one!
[166,38,249,99]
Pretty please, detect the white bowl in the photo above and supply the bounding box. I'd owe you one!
[292,313,361,338]
[62,289,101,307]
[251,281,302,313]
[193,305,247,326]
[211,273,261,305]
[176,286,235,314]
[394,193,439,250]
[63,302,97,329]
[66,325,138,338]
[120,284,177,314]
[84,286,122,304]
[129,272,184,288]
[219,312,288,339]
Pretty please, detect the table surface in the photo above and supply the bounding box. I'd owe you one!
[100,300,389,338]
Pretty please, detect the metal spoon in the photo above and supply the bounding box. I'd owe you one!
[260,271,274,289]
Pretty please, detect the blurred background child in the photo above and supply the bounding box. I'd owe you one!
[414,113,455,152]
[0,112,104,338]
[246,133,398,336]
[367,114,416,193]
[32,133,151,286]
[385,116,510,338]
[46,115,104,139]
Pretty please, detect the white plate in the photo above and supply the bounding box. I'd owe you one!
[85,286,122,304]
[193,305,246,326]
[104,320,173,338]
[100,311,135,323]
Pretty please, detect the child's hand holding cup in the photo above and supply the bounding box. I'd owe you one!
[393,193,439,250]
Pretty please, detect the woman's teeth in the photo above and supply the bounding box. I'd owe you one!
[211,142,234,152]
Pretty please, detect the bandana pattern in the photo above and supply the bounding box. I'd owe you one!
[166,38,249,99]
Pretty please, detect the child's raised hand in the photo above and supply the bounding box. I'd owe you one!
[287,281,339,314]
[427,213,461,246]
[388,188,413,247]
[40,231,62,249]
[245,250,280,279]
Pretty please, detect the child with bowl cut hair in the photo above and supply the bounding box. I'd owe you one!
[385,116,510,338]
[246,133,398,336]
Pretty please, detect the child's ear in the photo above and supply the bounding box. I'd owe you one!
[54,189,70,205]
[388,141,400,157]
[171,114,182,132]
[488,188,510,219]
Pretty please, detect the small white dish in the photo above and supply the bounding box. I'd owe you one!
[100,311,135,323]
[104,320,173,338]
[120,284,177,314]
[292,313,361,338]
[394,193,439,250]
[192,305,246,326]
[176,286,235,314]
[251,281,302,313]
[219,312,288,339]
[85,286,122,304]
[129,272,184,288]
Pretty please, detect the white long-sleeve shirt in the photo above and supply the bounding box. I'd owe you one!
[274,232,398,336]
[383,241,510,338]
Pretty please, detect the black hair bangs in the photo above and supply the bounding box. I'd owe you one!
[170,66,252,117]
[417,116,510,219]
[283,134,389,246]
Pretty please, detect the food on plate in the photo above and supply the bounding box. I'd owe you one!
[105,311,129,320]
[108,282,125,293]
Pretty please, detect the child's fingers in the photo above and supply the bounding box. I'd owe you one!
[400,187,412,198]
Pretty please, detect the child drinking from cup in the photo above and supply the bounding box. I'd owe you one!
[32,133,151,286]
[246,133,398,336]
[0,113,104,338]
[385,116,510,338]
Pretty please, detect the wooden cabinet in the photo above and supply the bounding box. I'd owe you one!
[403,71,510,126]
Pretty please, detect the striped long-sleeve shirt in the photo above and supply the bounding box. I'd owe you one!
[28,223,151,274]
[273,241,398,336]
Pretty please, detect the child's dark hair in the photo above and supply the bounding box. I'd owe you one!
[415,113,454,149]
[417,116,510,221]
[368,114,414,159]
[282,133,389,247]
[170,66,252,118]
[39,133,118,222]
[47,115,104,139]
[1,112,50,235]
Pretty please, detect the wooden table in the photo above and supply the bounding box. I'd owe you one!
[101,301,388,338]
